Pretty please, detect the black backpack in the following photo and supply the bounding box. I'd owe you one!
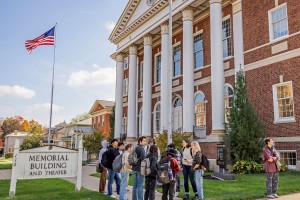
[200,154,209,172]
[101,150,110,169]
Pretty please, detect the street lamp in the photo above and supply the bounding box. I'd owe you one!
[147,0,173,144]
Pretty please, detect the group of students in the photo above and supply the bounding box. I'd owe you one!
[98,136,206,200]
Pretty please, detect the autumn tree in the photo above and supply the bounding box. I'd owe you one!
[22,120,30,132]
[1,117,21,139]
[29,120,45,135]
[109,106,115,141]
[83,129,104,160]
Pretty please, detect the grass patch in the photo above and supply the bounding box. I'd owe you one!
[0,158,12,170]
[0,178,113,200]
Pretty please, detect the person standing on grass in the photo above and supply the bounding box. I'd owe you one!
[120,143,133,200]
[167,143,182,197]
[98,140,108,193]
[191,141,204,200]
[132,136,147,200]
[263,138,280,199]
[107,139,121,198]
[144,145,159,200]
[182,139,197,200]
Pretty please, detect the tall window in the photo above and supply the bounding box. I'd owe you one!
[173,45,181,77]
[154,103,161,133]
[194,33,204,69]
[279,151,297,169]
[222,17,232,58]
[194,92,206,127]
[123,57,128,70]
[138,108,143,136]
[123,79,128,96]
[122,117,127,134]
[173,98,183,107]
[269,4,288,41]
[224,85,234,122]
[273,81,294,122]
[102,115,105,127]
[155,54,161,83]
[140,62,143,90]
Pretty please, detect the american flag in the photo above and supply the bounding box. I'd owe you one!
[25,26,55,54]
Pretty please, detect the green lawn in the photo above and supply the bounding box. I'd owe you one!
[91,171,300,200]
[0,158,12,170]
[0,179,113,200]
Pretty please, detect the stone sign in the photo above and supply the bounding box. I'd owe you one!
[9,139,82,197]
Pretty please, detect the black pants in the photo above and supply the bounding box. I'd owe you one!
[162,181,176,200]
[144,177,156,200]
[176,171,181,192]
[182,165,197,195]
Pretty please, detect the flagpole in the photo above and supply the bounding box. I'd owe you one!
[48,23,57,145]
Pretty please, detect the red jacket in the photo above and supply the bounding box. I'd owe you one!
[262,146,280,173]
[165,155,181,178]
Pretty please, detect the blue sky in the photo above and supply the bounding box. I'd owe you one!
[0,0,127,126]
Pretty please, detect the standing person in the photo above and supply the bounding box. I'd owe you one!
[145,139,161,161]
[182,139,197,200]
[107,139,121,198]
[191,141,204,200]
[263,138,280,199]
[144,145,159,200]
[132,136,147,200]
[98,140,108,193]
[160,148,181,200]
[167,143,182,197]
[120,144,133,200]
[118,142,125,154]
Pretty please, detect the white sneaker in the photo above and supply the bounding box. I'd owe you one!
[108,195,116,199]
[175,192,179,197]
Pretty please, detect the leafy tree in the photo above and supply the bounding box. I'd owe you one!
[1,117,21,139]
[109,106,115,141]
[225,70,265,163]
[22,120,30,132]
[155,131,192,156]
[83,129,104,157]
[20,135,42,150]
[71,113,92,124]
[29,120,45,135]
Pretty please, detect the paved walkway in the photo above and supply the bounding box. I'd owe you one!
[1,167,300,200]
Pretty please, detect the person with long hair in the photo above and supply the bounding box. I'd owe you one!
[119,144,133,200]
[144,145,158,200]
[191,141,204,200]
[182,139,197,200]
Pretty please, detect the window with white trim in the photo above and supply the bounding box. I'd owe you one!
[122,117,127,134]
[154,103,161,133]
[102,115,105,127]
[194,33,204,69]
[123,57,128,70]
[279,151,297,170]
[224,85,234,123]
[273,81,295,122]
[173,45,181,77]
[155,54,161,83]
[194,92,206,127]
[140,61,143,90]
[269,4,288,41]
[123,79,128,96]
[222,17,232,58]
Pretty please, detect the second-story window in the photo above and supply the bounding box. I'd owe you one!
[222,17,232,58]
[173,45,181,77]
[123,57,128,70]
[194,33,204,69]
[269,4,288,41]
[123,79,128,96]
[155,54,161,83]
[140,61,143,90]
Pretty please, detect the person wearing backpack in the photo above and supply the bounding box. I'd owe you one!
[119,144,133,200]
[144,145,159,200]
[160,148,181,200]
[98,140,108,193]
[191,141,204,200]
[131,136,147,200]
[182,139,197,200]
[106,139,121,198]
[167,143,182,197]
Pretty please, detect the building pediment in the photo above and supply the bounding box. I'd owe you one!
[89,100,114,114]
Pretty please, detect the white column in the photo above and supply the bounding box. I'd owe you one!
[114,53,124,139]
[182,8,194,133]
[232,0,244,74]
[210,0,225,134]
[160,23,170,131]
[127,45,138,139]
[142,35,153,137]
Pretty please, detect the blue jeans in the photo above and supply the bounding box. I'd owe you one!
[194,169,204,199]
[107,169,121,196]
[132,171,145,200]
[120,172,129,200]
[182,165,197,195]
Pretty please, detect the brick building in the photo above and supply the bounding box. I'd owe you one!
[89,100,114,139]
[109,0,300,171]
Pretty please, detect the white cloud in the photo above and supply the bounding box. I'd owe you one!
[91,64,99,69]
[67,67,116,87]
[105,20,116,32]
[26,103,63,112]
[0,85,35,99]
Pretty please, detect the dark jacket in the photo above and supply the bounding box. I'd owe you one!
[263,146,280,173]
[192,151,202,170]
[146,153,158,179]
[132,144,146,171]
[107,146,120,170]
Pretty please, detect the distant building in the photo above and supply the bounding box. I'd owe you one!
[89,100,114,139]
[4,131,29,152]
